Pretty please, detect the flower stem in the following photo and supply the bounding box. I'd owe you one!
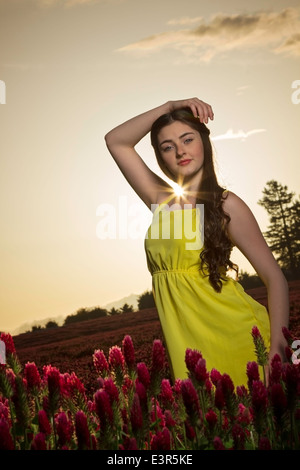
[199,387,206,417]
[51,412,58,450]
[8,398,17,449]
[291,409,299,449]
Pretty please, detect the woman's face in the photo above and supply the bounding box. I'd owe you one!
[157,121,205,185]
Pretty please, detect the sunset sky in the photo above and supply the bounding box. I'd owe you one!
[0,0,299,334]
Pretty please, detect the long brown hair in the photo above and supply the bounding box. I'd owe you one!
[150,107,238,293]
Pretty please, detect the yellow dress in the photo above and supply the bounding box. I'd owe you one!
[144,195,270,387]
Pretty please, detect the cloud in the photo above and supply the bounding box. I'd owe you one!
[274,32,300,57]
[236,85,252,96]
[117,8,300,62]
[36,0,102,7]
[167,16,204,26]
[212,128,266,142]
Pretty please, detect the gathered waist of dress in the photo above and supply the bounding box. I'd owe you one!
[152,268,201,276]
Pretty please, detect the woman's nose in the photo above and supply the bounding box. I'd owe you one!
[176,144,186,158]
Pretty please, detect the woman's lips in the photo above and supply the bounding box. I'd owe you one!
[178,159,192,166]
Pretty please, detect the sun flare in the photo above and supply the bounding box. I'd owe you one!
[173,184,184,197]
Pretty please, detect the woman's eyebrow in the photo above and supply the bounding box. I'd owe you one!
[159,132,195,147]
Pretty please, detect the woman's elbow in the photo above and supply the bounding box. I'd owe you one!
[264,267,288,291]
[104,131,113,148]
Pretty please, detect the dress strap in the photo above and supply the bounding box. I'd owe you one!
[160,193,177,206]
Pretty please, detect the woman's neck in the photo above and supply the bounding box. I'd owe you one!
[175,176,203,206]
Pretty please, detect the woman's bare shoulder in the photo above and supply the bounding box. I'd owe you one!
[222,190,249,213]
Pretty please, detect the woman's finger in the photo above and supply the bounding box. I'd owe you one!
[188,103,199,119]
[202,101,214,123]
[190,99,206,123]
[198,102,209,124]
[207,103,214,120]
[195,99,213,123]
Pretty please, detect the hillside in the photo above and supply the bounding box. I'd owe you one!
[11,292,140,336]
[12,280,300,397]
[13,307,164,396]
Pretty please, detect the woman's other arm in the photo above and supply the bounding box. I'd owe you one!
[223,191,290,363]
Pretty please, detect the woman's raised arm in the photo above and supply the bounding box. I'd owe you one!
[104,98,213,209]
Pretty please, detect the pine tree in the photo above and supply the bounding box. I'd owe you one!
[258,180,300,276]
[290,198,300,262]
[120,303,134,313]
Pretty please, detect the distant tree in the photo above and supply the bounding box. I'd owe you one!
[120,303,134,313]
[137,290,156,310]
[45,320,59,329]
[290,198,300,263]
[238,270,264,290]
[31,325,42,332]
[258,180,300,276]
[88,307,108,319]
[109,307,121,316]
[64,308,88,325]
[64,306,108,325]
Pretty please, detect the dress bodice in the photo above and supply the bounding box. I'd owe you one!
[144,202,204,275]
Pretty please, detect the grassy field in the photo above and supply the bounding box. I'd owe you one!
[13,280,300,397]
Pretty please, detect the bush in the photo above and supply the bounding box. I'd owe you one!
[238,271,264,290]
[64,307,108,326]
[138,290,156,310]
[45,321,59,329]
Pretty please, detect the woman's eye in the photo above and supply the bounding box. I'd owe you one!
[184,138,193,144]
[163,146,173,152]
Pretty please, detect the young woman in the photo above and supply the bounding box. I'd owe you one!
[105,97,289,387]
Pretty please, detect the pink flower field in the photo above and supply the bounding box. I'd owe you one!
[0,280,299,450]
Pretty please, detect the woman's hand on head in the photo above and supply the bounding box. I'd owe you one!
[168,98,214,124]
